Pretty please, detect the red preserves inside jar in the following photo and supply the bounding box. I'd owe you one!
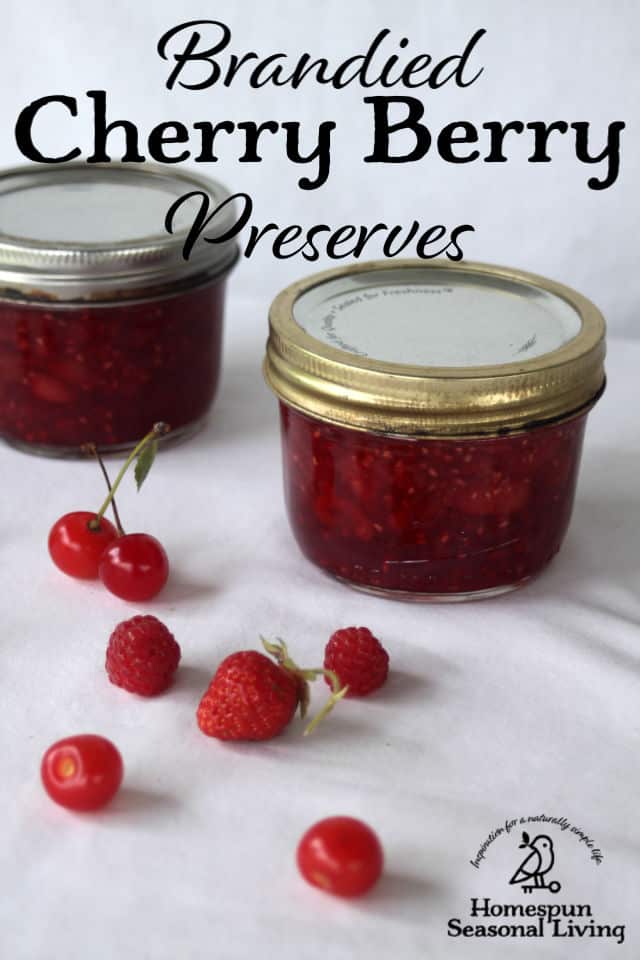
[280,403,586,598]
[0,279,225,452]
[0,163,238,455]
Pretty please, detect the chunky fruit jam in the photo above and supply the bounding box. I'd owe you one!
[0,279,225,452]
[280,403,587,598]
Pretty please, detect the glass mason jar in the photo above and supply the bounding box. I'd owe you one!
[0,163,238,455]
[264,260,606,601]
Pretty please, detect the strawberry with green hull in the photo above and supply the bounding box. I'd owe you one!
[197,639,347,742]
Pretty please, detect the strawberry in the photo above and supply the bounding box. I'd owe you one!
[197,639,347,742]
[197,651,300,741]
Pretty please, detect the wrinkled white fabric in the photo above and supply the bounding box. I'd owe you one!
[0,304,637,959]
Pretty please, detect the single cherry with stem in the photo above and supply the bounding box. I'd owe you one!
[100,532,169,602]
[48,511,118,580]
[48,443,122,579]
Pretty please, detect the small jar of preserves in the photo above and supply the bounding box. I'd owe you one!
[264,259,606,601]
[0,163,238,455]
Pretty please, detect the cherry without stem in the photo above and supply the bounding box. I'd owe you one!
[48,511,118,580]
[99,533,169,602]
[297,816,384,897]
[41,734,123,811]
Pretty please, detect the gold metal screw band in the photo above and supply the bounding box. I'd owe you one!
[264,259,606,438]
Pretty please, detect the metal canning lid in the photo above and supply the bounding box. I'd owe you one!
[0,162,238,301]
[264,259,606,437]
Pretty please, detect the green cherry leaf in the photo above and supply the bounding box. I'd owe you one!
[134,438,158,491]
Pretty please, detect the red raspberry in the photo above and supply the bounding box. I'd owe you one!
[197,651,301,741]
[324,627,389,697]
[106,615,181,696]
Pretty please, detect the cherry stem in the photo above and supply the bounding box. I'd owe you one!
[90,423,170,528]
[82,443,125,535]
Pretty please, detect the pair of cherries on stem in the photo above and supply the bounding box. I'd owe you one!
[48,424,169,602]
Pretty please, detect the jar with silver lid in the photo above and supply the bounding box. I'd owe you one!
[0,163,237,455]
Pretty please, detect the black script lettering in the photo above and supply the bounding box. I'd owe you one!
[437,122,480,162]
[158,20,231,90]
[572,120,625,190]
[15,95,81,163]
[364,96,431,163]
[281,120,335,189]
[429,28,486,87]
[86,90,145,163]
[165,190,252,260]
[526,121,569,161]
[483,121,525,162]
[148,122,190,163]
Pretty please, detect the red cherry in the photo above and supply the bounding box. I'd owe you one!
[41,734,123,811]
[48,511,118,579]
[297,816,384,897]
[99,533,169,602]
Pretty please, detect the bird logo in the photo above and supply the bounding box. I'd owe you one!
[509,832,562,894]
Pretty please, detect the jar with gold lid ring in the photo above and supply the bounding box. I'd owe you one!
[264,259,606,601]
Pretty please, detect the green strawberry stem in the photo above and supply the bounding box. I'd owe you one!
[89,423,170,530]
[303,680,348,737]
[261,636,349,736]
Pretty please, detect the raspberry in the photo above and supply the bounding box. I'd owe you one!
[324,627,389,697]
[106,615,181,696]
[197,651,301,741]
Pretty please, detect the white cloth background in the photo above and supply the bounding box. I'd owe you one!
[1,2,639,958]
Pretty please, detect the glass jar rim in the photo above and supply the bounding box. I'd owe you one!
[264,258,606,437]
[0,162,238,300]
